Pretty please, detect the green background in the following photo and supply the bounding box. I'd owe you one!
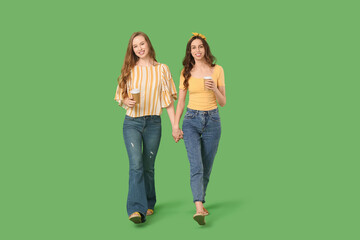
[1,0,359,239]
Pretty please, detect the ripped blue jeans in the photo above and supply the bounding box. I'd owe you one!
[123,115,161,219]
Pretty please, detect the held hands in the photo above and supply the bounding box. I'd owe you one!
[205,79,216,91]
[172,127,184,143]
[123,97,136,108]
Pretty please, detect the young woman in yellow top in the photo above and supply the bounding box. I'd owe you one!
[173,33,226,225]
[115,32,177,224]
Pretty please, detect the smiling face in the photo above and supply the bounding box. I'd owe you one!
[132,35,149,59]
[191,39,205,61]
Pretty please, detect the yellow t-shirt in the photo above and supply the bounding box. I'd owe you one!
[179,65,225,111]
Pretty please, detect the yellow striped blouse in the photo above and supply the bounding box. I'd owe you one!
[115,64,177,117]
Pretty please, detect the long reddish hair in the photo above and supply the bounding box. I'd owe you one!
[118,32,157,98]
[182,36,216,89]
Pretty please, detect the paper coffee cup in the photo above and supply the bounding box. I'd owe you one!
[130,89,140,104]
[203,76,212,91]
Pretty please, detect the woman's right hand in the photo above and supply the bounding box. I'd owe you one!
[123,97,136,108]
[172,127,183,143]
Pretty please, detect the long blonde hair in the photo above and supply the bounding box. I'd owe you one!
[118,32,157,98]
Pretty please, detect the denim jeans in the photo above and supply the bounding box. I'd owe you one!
[123,115,161,220]
[182,108,221,203]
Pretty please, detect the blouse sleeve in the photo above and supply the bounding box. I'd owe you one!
[217,65,225,87]
[114,84,129,110]
[160,64,178,108]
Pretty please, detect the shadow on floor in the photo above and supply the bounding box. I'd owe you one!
[130,199,243,227]
[204,199,243,226]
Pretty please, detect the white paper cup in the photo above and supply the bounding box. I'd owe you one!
[130,89,140,104]
[203,76,213,91]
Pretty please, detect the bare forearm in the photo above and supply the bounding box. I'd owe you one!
[214,88,226,107]
[174,100,185,129]
[166,101,175,126]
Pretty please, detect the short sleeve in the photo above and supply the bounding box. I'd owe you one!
[160,64,178,108]
[179,69,185,90]
[217,65,225,87]
[114,84,129,110]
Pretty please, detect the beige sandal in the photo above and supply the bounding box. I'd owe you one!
[129,212,142,224]
[193,213,206,225]
[146,209,154,216]
[203,207,209,216]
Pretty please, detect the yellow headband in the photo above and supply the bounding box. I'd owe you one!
[189,32,207,41]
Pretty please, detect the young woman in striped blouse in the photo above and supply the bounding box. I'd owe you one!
[115,32,177,224]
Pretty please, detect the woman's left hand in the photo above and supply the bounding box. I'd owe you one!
[205,79,216,91]
[172,128,183,143]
